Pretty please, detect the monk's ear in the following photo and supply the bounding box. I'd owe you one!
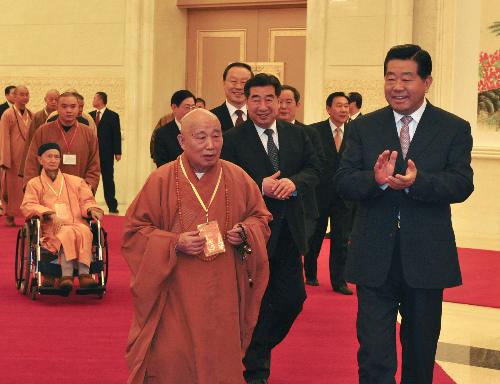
[37,155,43,166]
[177,133,185,150]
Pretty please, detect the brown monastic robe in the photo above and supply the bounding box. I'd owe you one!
[21,170,103,266]
[23,120,100,192]
[122,155,271,384]
[0,106,33,216]
[19,109,49,177]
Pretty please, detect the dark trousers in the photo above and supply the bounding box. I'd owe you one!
[243,221,306,382]
[101,160,118,211]
[304,202,349,286]
[356,232,443,384]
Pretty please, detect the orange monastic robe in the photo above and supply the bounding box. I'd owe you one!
[122,155,272,384]
[20,170,103,266]
[0,106,33,217]
[23,120,100,192]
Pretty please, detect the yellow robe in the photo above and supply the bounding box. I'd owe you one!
[0,106,32,217]
[21,170,103,266]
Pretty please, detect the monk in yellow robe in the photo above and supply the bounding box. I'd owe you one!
[21,142,103,290]
[123,108,271,384]
[0,85,33,226]
[23,91,100,193]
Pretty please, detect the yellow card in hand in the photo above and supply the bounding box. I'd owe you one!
[197,220,225,259]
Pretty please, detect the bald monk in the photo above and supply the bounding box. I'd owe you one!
[19,89,60,178]
[23,92,100,193]
[123,108,271,384]
[0,85,33,226]
[21,143,103,290]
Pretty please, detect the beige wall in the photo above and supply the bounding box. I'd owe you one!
[305,0,500,250]
[0,0,187,208]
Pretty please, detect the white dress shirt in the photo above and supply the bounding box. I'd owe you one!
[255,121,279,152]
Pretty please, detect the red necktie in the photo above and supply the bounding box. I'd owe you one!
[95,111,101,126]
[235,110,244,127]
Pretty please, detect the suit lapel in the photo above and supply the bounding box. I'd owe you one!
[406,103,439,161]
[245,120,275,174]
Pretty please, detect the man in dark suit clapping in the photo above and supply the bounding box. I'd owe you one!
[335,44,474,384]
[90,92,122,214]
[222,74,320,384]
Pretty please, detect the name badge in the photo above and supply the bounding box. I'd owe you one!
[54,202,70,219]
[197,220,225,260]
[63,154,77,165]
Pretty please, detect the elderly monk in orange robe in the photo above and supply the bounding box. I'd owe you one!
[21,143,103,291]
[123,108,271,384]
[23,91,100,193]
[0,85,33,226]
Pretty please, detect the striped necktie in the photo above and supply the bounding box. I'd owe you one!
[400,115,412,159]
[264,129,279,171]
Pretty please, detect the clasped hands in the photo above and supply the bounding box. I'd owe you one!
[176,224,246,256]
[374,150,417,190]
[262,171,296,200]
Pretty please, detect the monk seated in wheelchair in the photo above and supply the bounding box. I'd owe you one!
[20,143,104,291]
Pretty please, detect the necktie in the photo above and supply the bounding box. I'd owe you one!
[334,127,342,152]
[400,115,412,159]
[95,111,101,126]
[234,110,244,127]
[264,129,279,171]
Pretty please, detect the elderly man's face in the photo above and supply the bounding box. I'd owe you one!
[179,114,223,173]
[15,87,30,107]
[38,149,61,172]
[45,92,59,113]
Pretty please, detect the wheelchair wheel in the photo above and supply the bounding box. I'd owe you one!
[15,227,26,290]
[100,227,109,285]
[20,223,33,295]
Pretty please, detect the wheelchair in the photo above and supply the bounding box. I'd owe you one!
[14,217,109,299]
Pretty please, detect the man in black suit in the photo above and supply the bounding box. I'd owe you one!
[211,62,254,132]
[335,44,474,383]
[0,85,16,118]
[304,92,353,294]
[152,90,195,167]
[278,84,325,243]
[90,92,122,214]
[222,74,320,384]
[348,91,363,121]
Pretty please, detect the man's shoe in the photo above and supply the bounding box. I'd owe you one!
[108,209,119,215]
[247,379,268,384]
[79,274,98,289]
[42,275,55,288]
[305,278,320,286]
[5,215,15,227]
[333,284,353,295]
[59,276,74,291]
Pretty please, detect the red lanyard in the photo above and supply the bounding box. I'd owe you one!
[56,119,78,153]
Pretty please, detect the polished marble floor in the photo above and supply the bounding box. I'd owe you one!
[436,302,500,383]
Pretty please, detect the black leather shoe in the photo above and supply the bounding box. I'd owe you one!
[333,284,353,295]
[305,278,320,286]
[108,209,119,215]
[247,379,268,384]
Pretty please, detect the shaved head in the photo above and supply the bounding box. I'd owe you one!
[181,108,221,133]
[44,89,60,113]
[14,85,28,94]
[14,85,29,108]
[178,109,223,173]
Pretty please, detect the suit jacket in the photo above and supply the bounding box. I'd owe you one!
[152,119,182,167]
[335,103,474,289]
[294,120,325,220]
[222,119,320,255]
[89,108,121,163]
[211,102,235,132]
[312,119,350,211]
[0,102,9,118]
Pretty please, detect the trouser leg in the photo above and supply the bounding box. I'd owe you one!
[101,160,118,211]
[329,204,350,287]
[243,223,306,382]
[304,213,328,281]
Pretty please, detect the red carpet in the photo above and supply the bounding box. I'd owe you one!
[0,218,458,383]
[444,248,500,308]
